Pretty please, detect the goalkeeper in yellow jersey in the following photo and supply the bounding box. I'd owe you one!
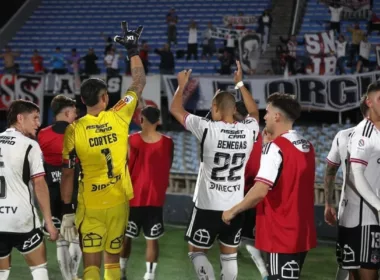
[59,22,146,280]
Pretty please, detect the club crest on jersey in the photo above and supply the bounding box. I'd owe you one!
[358,139,365,147]
[371,250,380,264]
[124,95,134,104]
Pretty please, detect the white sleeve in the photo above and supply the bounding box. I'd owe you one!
[184,113,209,141]
[352,162,380,211]
[326,132,341,166]
[255,142,283,189]
[29,142,45,179]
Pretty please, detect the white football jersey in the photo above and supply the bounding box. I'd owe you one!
[185,114,258,211]
[340,119,380,227]
[326,127,354,220]
[0,128,44,233]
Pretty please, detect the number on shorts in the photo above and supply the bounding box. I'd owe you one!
[211,152,246,182]
[100,148,114,178]
[0,161,6,199]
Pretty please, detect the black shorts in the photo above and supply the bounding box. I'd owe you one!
[0,228,44,258]
[125,207,164,240]
[185,206,244,249]
[266,251,308,280]
[241,208,256,241]
[359,56,370,67]
[337,225,380,270]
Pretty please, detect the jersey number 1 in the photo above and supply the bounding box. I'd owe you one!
[0,161,6,198]
[211,152,246,182]
[101,148,114,178]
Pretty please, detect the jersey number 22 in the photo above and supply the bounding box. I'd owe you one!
[211,152,246,182]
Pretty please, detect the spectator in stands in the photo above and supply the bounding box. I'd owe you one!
[101,32,114,55]
[104,47,121,76]
[154,44,175,74]
[235,11,246,31]
[31,49,44,74]
[356,35,372,73]
[280,35,300,75]
[187,20,198,61]
[166,8,178,47]
[81,48,99,75]
[347,23,365,67]
[216,50,233,75]
[225,24,236,59]
[140,40,150,74]
[328,3,343,34]
[257,9,273,53]
[334,34,348,75]
[67,48,81,75]
[367,11,380,35]
[51,47,67,74]
[201,22,216,61]
[1,46,20,74]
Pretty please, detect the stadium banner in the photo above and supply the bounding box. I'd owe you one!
[304,30,337,75]
[163,71,380,112]
[210,27,240,40]
[239,32,261,74]
[0,74,44,118]
[121,75,161,126]
[223,15,256,26]
[53,74,76,96]
[320,0,371,20]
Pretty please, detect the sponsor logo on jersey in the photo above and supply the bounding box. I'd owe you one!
[86,123,113,133]
[91,174,121,192]
[0,136,16,145]
[124,95,134,104]
[0,206,18,214]
[51,170,62,183]
[210,182,241,192]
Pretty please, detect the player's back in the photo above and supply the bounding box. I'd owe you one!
[193,117,258,211]
[0,128,43,233]
[66,110,131,209]
[244,133,262,191]
[38,122,67,167]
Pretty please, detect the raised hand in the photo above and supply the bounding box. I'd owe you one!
[234,60,243,84]
[114,21,144,59]
[177,69,192,88]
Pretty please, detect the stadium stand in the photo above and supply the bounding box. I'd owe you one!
[0,0,270,74]
[297,0,380,63]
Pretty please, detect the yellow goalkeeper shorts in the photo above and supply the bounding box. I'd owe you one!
[76,201,129,254]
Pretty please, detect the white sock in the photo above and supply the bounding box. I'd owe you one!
[144,262,157,280]
[245,244,269,278]
[57,238,72,280]
[335,267,349,280]
[188,252,216,280]
[69,238,82,278]
[0,269,10,280]
[220,253,238,280]
[120,257,128,278]
[30,263,48,280]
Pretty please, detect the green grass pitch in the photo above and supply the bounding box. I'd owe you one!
[8,226,337,279]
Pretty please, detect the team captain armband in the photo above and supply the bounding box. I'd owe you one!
[113,91,137,112]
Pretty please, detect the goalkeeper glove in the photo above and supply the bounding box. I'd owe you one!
[60,203,77,243]
[114,21,144,59]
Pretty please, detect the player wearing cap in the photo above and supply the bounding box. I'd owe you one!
[120,106,174,280]
[38,95,82,280]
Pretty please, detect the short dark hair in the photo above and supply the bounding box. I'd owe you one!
[80,78,107,107]
[51,94,76,116]
[141,106,160,124]
[7,100,40,127]
[366,82,380,95]
[360,95,369,117]
[214,91,236,111]
[267,92,301,122]
[235,101,248,117]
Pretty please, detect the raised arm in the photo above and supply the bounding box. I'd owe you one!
[234,60,259,122]
[114,21,146,98]
[170,69,192,126]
